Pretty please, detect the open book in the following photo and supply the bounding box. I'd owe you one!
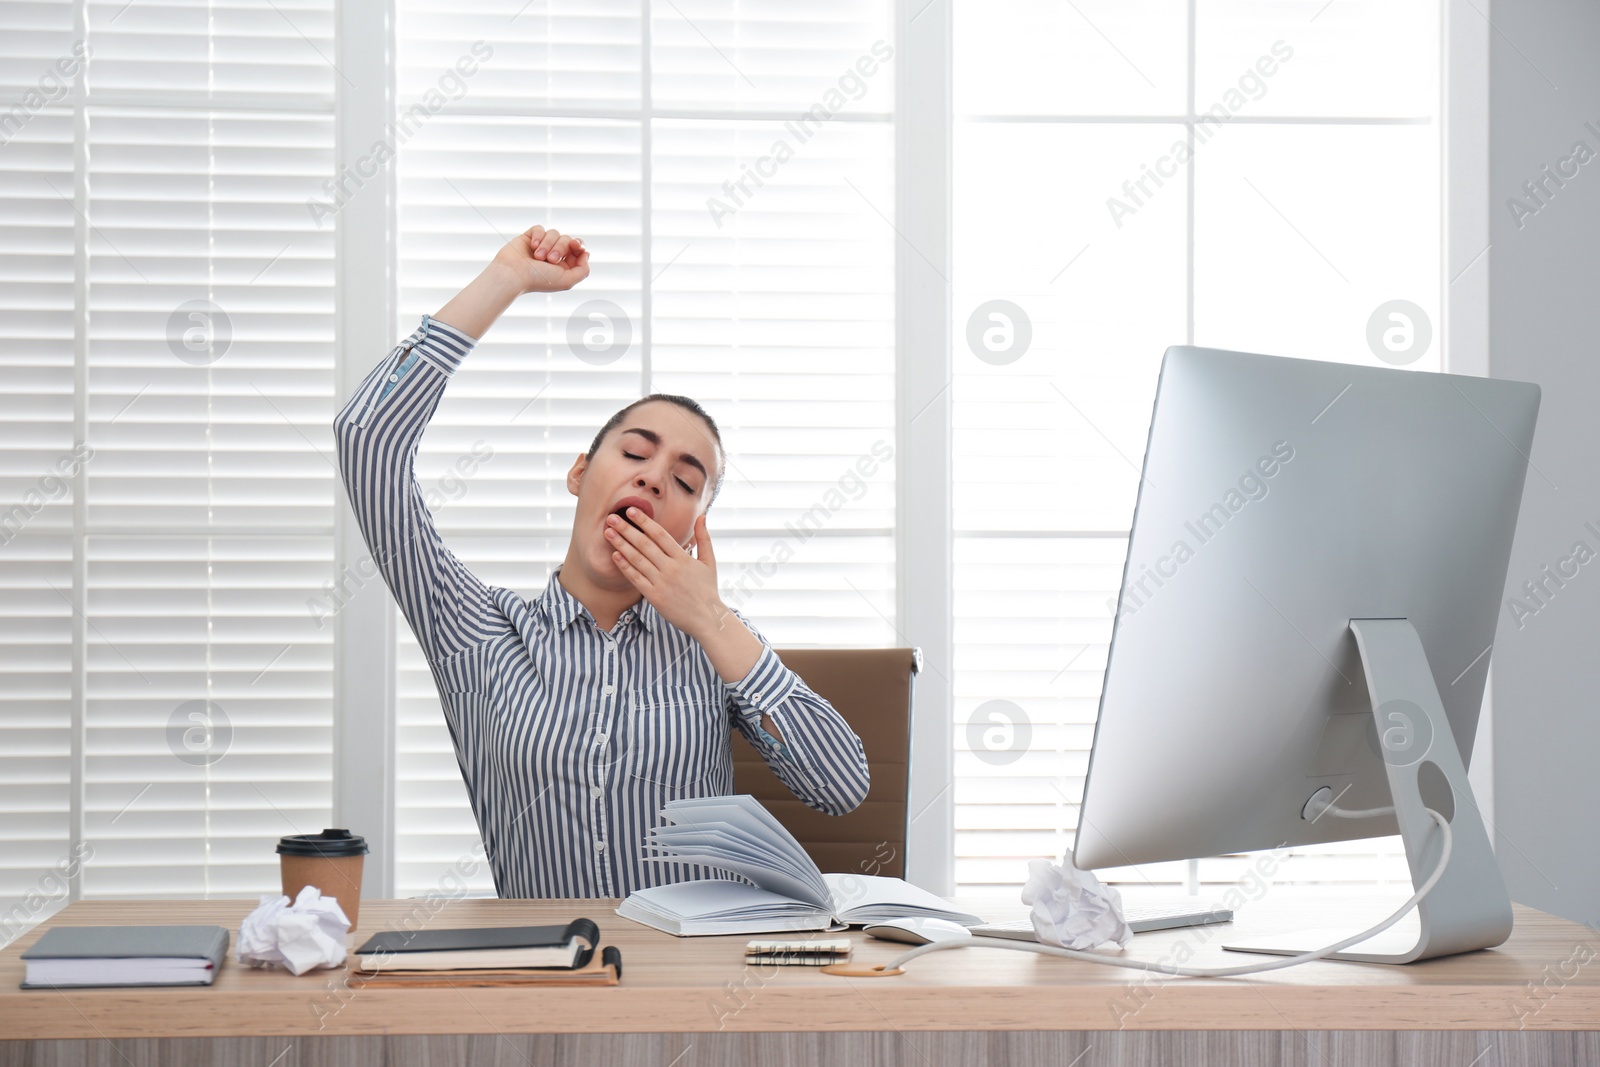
[616,794,983,936]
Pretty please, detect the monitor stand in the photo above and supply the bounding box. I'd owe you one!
[1222,618,1513,965]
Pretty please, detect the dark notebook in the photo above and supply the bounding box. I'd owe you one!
[347,946,624,988]
[21,925,230,989]
[354,918,599,971]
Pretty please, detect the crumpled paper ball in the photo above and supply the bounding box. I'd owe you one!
[237,884,351,975]
[1020,857,1134,950]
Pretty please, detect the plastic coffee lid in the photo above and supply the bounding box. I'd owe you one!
[276,828,369,858]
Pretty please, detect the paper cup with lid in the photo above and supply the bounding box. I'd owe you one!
[276,828,369,930]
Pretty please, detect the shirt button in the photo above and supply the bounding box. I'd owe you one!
[590,786,602,799]
[594,840,606,852]
[388,374,398,382]
[602,684,615,695]
[595,731,608,744]
[751,691,763,701]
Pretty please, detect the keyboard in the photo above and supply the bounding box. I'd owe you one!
[969,901,1233,941]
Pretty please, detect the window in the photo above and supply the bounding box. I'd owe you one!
[0,0,1461,926]
[951,0,1442,892]
[0,0,338,924]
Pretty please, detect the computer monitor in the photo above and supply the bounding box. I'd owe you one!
[1073,345,1540,964]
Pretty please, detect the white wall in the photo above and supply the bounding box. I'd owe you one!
[1489,0,1600,926]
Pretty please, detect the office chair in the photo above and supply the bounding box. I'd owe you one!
[730,647,920,879]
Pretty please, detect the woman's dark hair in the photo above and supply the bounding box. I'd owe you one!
[587,393,726,505]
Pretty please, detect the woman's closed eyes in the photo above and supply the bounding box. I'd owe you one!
[622,450,696,493]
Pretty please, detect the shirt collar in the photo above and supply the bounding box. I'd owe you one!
[633,595,663,635]
[540,569,587,632]
[541,567,660,636]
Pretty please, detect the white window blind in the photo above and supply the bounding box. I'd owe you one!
[0,0,79,938]
[1,0,339,922]
[951,0,1442,892]
[391,0,897,896]
[80,0,339,896]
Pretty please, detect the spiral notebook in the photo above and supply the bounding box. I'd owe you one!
[347,947,623,988]
[354,918,598,971]
[351,918,620,986]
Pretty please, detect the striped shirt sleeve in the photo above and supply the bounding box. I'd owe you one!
[723,610,872,816]
[333,315,500,662]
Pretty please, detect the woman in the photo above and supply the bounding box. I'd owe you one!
[333,224,870,898]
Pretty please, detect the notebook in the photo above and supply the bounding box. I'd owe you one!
[347,946,623,988]
[20,925,230,989]
[617,794,983,936]
[354,918,598,972]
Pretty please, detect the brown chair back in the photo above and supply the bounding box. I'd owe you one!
[731,647,918,879]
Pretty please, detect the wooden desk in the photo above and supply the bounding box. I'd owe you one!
[2,894,1598,1066]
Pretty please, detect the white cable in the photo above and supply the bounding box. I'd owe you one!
[1317,803,1397,819]
[1305,792,1397,821]
[880,806,1450,979]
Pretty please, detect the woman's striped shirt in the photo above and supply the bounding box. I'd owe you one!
[332,314,872,898]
